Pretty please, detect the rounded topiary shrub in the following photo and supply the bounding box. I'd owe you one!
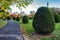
[13,17,16,20]
[58,15,60,22]
[16,17,20,21]
[6,16,10,20]
[33,7,55,34]
[22,15,29,23]
[54,14,59,23]
[29,17,33,20]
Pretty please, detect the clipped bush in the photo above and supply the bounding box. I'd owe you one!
[54,14,59,23]
[22,15,29,23]
[6,16,10,20]
[13,17,16,20]
[16,16,20,21]
[58,15,60,22]
[33,7,55,34]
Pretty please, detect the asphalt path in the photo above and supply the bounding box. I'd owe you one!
[0,20,25,40]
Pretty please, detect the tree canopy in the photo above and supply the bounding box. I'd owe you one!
[0,0,33,8]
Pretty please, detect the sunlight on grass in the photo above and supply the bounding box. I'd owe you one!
[53,23,60,35]
[19,19,34,34]
[19,19,60,40]
[0,20,7,28]
[55,23,60,30]
[19,19,60,35]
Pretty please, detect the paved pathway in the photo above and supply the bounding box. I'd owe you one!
[0,20,25,40]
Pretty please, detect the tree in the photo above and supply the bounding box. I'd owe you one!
[0,0,33,8]
[33,7,55,34]
[22,15,29,23]
[0,0,33,19]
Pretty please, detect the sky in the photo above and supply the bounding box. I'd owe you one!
[10,0,60,15]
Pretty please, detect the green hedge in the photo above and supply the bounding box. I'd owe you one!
[33,7,55,34]
[22,15,29,24]
[58,15,60,22]
[54,14,59,23]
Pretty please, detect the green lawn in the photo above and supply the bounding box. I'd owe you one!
[19,20,60,40]
[55,23,60,30]
[19,19,60,34]
[53,23,60,36]
[19,19,34,34]
[0,20,7,28]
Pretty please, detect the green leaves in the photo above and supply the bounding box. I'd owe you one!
[16,0,33,8]
[0,0,33,8]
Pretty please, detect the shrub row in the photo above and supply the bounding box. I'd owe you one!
[22,15,29,24]
[33,7,55,34]
[54,14,60,23]
[53,14,60,23]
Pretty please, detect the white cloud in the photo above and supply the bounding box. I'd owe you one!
[10,5,20,13]
[10,3,40,15]
[21,4,39,15]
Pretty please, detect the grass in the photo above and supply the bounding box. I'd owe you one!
[1,19,60,40]
[19,19,34,34]
[53,23,60,36]
[19,19,60,34]
[55,23,60,30]
[0,19,7,28]
[17,19,60,40]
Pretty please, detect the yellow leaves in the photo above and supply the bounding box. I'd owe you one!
[1,6,5,10]
[0,12,4,17]
[0,0,33,8]
[0,15,2,17]
[6,12,10,17]
[4,0,12,5]
[7,14,10,16]
[4,0,12,3]
[16,0,33,7]
[0,0,2,4]
[0,0,2,1]
[0,6,6,12]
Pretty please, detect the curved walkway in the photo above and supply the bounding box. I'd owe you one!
[0,20,25,40]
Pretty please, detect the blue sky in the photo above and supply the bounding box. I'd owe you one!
[33,0,60,8]
[10,0,60,15]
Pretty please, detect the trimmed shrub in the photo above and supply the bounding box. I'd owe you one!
[22,15,29,23]
[13,17,16,20]
[54,14,59,23]
[16,17,20,21]
[33,7,55,34]
[58,15,60,22]
[6,16,10,20]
